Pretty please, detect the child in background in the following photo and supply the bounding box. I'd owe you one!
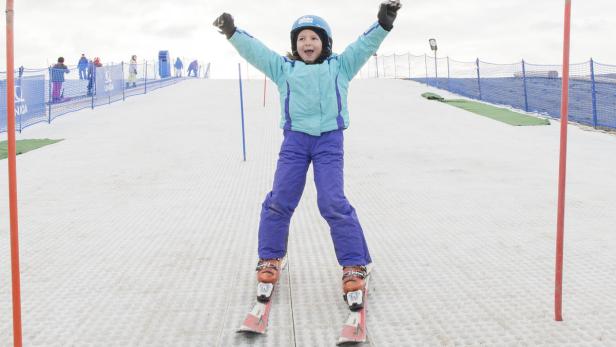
[51,57,70,102]
[214,0,401,303]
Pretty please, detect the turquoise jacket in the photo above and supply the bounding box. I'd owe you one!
[229,23,389,136]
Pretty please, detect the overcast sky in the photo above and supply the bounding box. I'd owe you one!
[0,0,614,78]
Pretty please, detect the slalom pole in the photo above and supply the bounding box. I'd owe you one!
[555,0,572,322]
[263,74,267,107]
[5,0,24,345]
[238,63,247,161]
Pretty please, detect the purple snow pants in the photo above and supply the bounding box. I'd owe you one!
[51,82,62,102]
[258,129,372,266]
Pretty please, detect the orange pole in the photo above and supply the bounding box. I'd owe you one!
[263,74,267,107]
[5,0,23,345]
[555,0,571,322]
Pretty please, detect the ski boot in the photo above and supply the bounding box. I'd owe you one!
[342,265,368,311]
[255,258,283,302]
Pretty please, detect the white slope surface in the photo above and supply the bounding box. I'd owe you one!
[1,78,615,346]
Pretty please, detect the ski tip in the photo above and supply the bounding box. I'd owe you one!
[237,327,266,335]
[336,337,367,345]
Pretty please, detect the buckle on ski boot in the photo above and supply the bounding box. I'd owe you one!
[256,282,274,303]
[344,289,365,311]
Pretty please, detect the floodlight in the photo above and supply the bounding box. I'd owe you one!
[429,38,437,51]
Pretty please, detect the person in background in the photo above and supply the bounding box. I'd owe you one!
[87,57,102,96]
[18,65,24,79]
[51,57,70,102]
[174,57,183,77]
[127,55,138,88]
[77,54,88,80]
[187,60,198,77]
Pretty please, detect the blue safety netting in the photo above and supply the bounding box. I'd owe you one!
[592,61,616,128]
[359,53,616,130]
[0,70,47,131]
[0,59,202,133]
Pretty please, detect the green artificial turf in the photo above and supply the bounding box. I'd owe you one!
[0,139,63,160]
[422,92,550,126]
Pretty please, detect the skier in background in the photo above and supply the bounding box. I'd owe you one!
[214,0,401,300]
[51,57,70,102]
[174,57,183,77]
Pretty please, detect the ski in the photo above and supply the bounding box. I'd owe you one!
[337,266,372,345]
[237,257,287,334]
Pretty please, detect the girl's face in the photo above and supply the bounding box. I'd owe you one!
[296,29,323,63]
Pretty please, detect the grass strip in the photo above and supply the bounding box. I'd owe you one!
[0,139,63,160]
[422,92,550,126]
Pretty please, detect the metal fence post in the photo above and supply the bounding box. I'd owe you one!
[91,66,95,109]
[393,53,397,78]
[90,70,94,109]
[522,59,529,112]
[375,54,379,78]
[382,55,387,78]
[47,67,52,123]
[17,77,22,131]
[144,62,148,94]
[447,56,450,91]
[108,66,111,105]
[476,58,482,100]
[407,52,411,79]
[590,58,598,128]
[434,54,438,88]
[204,62,211,79]
[122,61,125,101]
[424,53,428,85]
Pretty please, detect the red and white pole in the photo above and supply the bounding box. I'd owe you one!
[5,0,24,345]
[555,0,572,322]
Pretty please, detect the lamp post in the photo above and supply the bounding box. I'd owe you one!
[429,38,438,87]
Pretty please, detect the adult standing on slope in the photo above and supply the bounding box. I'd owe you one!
[77,54,88,80]
[127,55,138,88]
[174,57,183,77]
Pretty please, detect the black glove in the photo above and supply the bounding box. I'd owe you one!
[378,0,402,31]
[213,13,236,39]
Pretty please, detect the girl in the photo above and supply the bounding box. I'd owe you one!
[214,0,401,300]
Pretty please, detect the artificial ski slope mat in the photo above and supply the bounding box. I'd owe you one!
[422,92,550,126]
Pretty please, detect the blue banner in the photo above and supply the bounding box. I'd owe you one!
[96,65,124,99]
[0,74,46,131]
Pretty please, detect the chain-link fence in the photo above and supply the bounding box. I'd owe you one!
[357,53,616,130]
[0,60,206,133]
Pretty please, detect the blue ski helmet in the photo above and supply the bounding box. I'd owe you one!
[290,15,332,58]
